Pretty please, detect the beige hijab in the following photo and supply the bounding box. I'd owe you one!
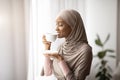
[53,9,92,80]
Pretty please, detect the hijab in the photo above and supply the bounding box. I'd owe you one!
[56,9,88,55]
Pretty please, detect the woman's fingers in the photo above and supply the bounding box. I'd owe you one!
[50,54,61,59]
[43,53,63,60]
[42,35,51,43]
[43,41,51,45]
[43,53,50,57]
[42,35,47,42]
[43,53,57,57]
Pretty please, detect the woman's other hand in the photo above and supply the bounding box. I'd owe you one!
[42,35,51,50]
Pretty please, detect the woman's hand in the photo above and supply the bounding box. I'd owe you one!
[42,35,51,50]
[44,53,64,61]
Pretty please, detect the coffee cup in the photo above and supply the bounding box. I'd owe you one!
[45,33,58,42]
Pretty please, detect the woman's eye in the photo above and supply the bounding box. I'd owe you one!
[56,22,65,27]
[58,23,64,26]
[59,24,63,26]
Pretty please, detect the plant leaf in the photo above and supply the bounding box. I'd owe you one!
[95,72,101,78]
[95,40,103,47]
[97,51,106,59]
[100,74,106,80]
[106,73,112,78]
[107,55,116,58]
[95,34,103,47]
[106,49,114,53]
[101,60,107,66]
[103,34,110,45]
[103,68,107,73]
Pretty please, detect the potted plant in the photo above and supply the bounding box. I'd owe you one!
[94,34,115,80]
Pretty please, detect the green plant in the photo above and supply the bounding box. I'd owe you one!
[94,34,115,80]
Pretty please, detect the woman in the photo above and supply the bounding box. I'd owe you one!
[41,9,93,80]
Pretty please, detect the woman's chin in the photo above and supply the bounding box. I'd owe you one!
[57,36,63,38]
[57,36,61,38]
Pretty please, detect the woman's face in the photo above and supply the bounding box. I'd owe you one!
[56,17,72,38]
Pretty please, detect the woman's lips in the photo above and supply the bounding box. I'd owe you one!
[57,33,60,36]
[56,32,60,34]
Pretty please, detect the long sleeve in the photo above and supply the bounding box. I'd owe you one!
[58,60,76,80]
[43,56,53,76]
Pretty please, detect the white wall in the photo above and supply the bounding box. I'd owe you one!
[0,0,27,80]
[85,0,117,80]
[0,0,14,80]
[86,0,117,52]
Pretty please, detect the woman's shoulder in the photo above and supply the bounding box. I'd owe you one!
[78,43,93,58]
[77,42,92,55]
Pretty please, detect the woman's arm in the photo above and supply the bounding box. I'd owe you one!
[42,35,53,76]
[44,56,53,76]
[58,60,76,80]
[47,53,76,80]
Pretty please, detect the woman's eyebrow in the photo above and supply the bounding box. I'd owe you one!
[56,21,63,24]
[56,19,64,22]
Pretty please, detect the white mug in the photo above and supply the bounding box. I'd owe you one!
[45,33,58,42]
